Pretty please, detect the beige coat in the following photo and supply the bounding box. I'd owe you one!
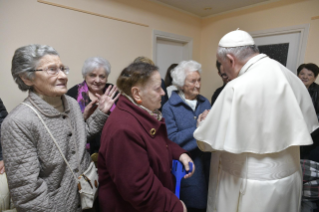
[1,91,108,212]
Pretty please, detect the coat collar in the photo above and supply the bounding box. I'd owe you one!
[117,95,164,138]
[238,54,268,77]
[168,91,206,106]
[309,82,319,92]
[27,91,70,117]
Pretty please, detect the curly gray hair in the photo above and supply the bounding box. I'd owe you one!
[11,44,59,91]
[171,60,202,89]
[82,57,111,78]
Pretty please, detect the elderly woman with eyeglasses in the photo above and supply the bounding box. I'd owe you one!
[1,44,118,211]
[162,60,211,212]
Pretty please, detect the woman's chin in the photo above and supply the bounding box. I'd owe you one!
[51,89,67,97]
[89,87,104,94]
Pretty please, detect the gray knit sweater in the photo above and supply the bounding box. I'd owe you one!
[1,91,108,212]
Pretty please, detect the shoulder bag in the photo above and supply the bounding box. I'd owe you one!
[22,102,98,209]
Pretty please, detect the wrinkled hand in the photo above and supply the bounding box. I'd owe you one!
[83,99,98,121]
[181,200,187,212]
[96,85,120,114]
[197,109,210,127]
[0,160,5,174]
[179,153,195,179]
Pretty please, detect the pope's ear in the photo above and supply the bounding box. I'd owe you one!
[20,75,33,86]
[131,86,142,102]
[226,54,235,67]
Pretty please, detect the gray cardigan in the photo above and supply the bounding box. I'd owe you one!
[1,91,108,212]
[0,98,8,160]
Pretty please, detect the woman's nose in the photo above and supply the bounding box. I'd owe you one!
[95,77,102,83]
[58,70,68,80]
[160,88,165,96]
[195,81,201,88]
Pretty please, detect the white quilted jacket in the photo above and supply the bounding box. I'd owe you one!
[1,91,108,212]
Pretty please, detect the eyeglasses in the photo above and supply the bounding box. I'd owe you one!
[31,65,70,76]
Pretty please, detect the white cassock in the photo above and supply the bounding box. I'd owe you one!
[194,54,319,212]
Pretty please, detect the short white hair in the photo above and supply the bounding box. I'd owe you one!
[82,57,111,78]
[217,45,259,62]
[171,60,202,88]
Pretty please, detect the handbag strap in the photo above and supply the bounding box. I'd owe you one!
[22,102,78,182]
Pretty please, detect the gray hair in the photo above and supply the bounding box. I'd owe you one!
[171,60,202,88]
[11,44,59,91]
[217,45,259,62]
[82,57,111,78]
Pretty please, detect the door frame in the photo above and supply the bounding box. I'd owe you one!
[152,30,193,64]
[250,24,310,71]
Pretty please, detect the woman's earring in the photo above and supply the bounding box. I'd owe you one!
[136,99,142,104]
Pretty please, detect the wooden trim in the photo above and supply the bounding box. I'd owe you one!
[37,0,149,27]
[312,16,319,20]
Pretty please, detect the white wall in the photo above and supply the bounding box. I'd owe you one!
[1,0,318,111]
[0,0,201,111]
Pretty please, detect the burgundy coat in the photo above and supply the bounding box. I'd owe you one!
[98,96,186,212]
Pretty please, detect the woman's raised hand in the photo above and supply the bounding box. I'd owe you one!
[96,85,120,114]
[83,99,98,121]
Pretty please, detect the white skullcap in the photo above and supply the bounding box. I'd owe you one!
[219,29,255,48]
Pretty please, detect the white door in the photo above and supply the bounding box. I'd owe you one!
[254,32,301,74]
[153,30,193,79]
[156,39,184,78]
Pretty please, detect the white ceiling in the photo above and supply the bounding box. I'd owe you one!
[149,0,277,18]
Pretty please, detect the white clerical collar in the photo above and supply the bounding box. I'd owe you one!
[238,54,268,77]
